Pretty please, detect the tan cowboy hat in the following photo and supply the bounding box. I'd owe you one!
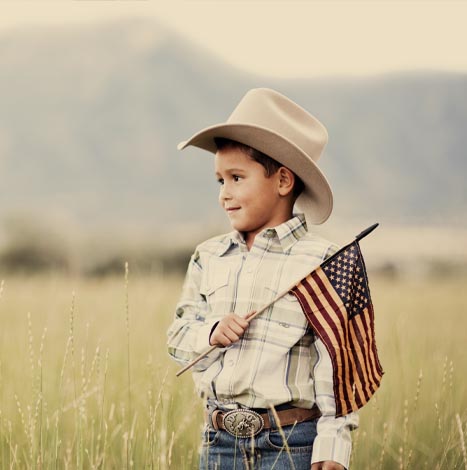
[177,88,333,224]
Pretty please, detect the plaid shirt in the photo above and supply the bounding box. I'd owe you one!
[167,214,359,468]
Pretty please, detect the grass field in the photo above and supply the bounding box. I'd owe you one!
[0,272,466,469]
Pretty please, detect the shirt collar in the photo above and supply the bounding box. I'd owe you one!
[214,230,245,256]
[272,213,308,252]
[216,213,308,256]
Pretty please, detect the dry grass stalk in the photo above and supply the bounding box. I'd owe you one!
[456,414,467,470]
[268,404,296,470]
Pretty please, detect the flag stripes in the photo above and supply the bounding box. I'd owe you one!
[290,240,383,417]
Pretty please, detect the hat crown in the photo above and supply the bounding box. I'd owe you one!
[227,88,328,163]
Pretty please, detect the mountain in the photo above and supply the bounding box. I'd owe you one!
[0,17,465,243]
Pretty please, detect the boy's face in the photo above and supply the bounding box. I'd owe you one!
[215,147,289,245]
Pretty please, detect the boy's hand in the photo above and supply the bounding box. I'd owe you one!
[311,462,345,470]
[209,313,253,347]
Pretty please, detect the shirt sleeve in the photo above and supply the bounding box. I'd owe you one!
[167,248,225,371]
[311,336,359,469]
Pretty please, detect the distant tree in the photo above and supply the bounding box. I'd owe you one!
[0,214,71,273]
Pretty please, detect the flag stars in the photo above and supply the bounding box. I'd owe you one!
[327,248,372,312]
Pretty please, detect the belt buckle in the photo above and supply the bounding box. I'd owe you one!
[222,409,264,438]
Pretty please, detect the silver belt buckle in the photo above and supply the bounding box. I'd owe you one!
[222,409,264,438]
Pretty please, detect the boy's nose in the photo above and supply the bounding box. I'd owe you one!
[219,185,232,201]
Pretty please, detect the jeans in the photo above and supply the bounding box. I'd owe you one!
[199,415,318,470]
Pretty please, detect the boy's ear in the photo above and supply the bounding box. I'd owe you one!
[277,167,295,197]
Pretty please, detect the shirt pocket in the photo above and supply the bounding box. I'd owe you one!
[263,286,309,331]
[199,258,232,317]
[249,286,309,352]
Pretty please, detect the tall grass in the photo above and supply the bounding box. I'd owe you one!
[0,273,466,468]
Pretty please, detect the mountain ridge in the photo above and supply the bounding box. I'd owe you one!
[0,18,465,240]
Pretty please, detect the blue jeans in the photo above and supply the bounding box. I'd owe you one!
[199,416,318,470]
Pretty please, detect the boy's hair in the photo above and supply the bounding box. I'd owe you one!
[214,137,304,199]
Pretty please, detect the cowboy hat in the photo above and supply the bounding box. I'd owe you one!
[177,88,333,224]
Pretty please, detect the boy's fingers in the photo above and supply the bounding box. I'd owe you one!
[223,329,240,343]
[228,321,247,335]
[216,333,232,347]
[210,314,252,347]
[232,315,250,329]
[219,315,247,331]
[222,313,248,329]
[210,333,232,347]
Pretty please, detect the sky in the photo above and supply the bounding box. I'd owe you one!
[0,1,466,78]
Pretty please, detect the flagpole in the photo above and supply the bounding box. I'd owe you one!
[175,223,379,377]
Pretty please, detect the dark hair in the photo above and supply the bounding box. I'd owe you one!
[213,137,304,198]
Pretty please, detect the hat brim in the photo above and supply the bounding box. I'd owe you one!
[178,123,333,224]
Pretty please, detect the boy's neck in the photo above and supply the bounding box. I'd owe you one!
[243,210,295,251]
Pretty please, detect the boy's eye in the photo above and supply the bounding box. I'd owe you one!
[233,175,241,182]
[217,178,224,185]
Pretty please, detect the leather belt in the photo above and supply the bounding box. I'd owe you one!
[206,404,321,438]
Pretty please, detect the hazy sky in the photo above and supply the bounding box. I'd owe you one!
[1,1,466,78]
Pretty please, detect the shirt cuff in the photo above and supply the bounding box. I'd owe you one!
[311,434,352,469]
[195,320,220,354]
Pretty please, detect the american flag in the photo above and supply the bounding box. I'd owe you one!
[289,234,384,417]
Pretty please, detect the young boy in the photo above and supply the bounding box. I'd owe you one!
[167,88,358,470]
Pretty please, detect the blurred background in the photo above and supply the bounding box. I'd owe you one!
[1,3,467,468]
[0,2,465,278]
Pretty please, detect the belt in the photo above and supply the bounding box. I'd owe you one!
[205,404,321,438]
